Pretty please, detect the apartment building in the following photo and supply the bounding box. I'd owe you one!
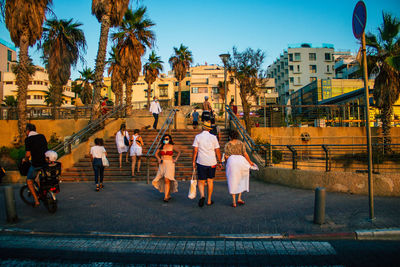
[334,51,360,79]
[267,43,335,105]
[0,38,17,102]
[2,65,75,107]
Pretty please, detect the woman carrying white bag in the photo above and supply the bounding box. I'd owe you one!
[224,130,257,207]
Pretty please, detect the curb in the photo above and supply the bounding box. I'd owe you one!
[356,228,400,240]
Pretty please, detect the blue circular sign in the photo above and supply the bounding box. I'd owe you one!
[353,1,367,39]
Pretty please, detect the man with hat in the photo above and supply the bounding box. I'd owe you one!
[192,120,222,207]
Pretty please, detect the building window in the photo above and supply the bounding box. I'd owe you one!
[309,65,317,73]
[5,81,13,85]
[297,65,300,72]
[327,65,330,72]
[159,87,168,97]
[297,77,301,84]
[310,77,317,82]
[325,53,331,61]
[213,103,223,110]
[27,95,31,99]
[277,65,280,72]
[7,63,10,72]
[175,82,179,86]
[309,53,316,61]
[186,81,190,86]
[289,65,293,71]
[212,87,219,94]
[7,50,12,61]
[294,53,301,61]
[192,87,199,93]
[289,77,294,83]
[285,69,288,74]
[289,54,293,62]
[198,87,208,93]
[144,90,153,98]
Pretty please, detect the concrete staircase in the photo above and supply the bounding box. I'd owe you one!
[61,128,229,182]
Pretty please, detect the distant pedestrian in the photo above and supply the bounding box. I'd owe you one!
[90,138,107,191]
[224,130,255,207]
[115,123,129,168]
[130,129,144,177]
[201,96,214,122]
[149,97,162,129]
[192,108,199,129]
[152,134,181,202]
[192,121,222,207]
[101,97,110,115]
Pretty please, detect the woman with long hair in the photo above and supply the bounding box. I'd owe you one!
[224,130,256,207]
[115,123,129,168]
[90,138,107,191]
[152,134,181,202]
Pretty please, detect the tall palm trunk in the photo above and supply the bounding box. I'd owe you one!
[381,104,392,147]
[125,80,132,116]
[147,83,151,108]
[54,84,63,119]
[16,29,30,146]
[178,81,181,106]
[92,14,111,120]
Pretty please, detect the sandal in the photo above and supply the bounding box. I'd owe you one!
[100,184,104,189]
[206,201,214,206]
[33,202,40,208]
[231,203,237,208]
[237,200,245,205]
[96,186,100,192]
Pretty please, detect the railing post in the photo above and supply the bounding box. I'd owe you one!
[146,157,150,184]
[265,144,272,167]
[287,145,297,169]
[174,109,177,130]
[322,145,330,172]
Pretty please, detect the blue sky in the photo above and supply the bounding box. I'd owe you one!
[1,0,400,80]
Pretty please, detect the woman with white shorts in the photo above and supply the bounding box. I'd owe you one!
[130,129,144,176]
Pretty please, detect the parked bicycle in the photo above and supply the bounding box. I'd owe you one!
[20,163,61,213]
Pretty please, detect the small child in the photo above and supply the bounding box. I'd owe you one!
[42,150,61,191]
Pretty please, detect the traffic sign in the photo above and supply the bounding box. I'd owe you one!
[352,1,367,39]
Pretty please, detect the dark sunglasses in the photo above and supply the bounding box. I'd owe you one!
[164,138,170,141]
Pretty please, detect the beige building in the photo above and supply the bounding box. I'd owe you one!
[267,43,336,105]
[2,65,75,107]
[0,38,17,102]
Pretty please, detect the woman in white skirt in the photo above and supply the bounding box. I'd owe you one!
[130,129,144,176]
[152,134,181,202]
[224,130,255,207]
[115,123,130,168]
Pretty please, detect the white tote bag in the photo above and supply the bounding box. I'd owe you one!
[188,169,197,199]
[101,154,109,167]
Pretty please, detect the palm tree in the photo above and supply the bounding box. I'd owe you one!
[169,44,193,106]
[40,18,87,119]
[44,86,56,107]
[107,46,124,107]
[91,0,130,119]
[77,67,95,105]
[5,0,52,145]
[366,12,400,146]
[143,51,163,108]
[112,7,155,115]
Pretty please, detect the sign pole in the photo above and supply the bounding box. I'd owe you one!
[361,32,374,220]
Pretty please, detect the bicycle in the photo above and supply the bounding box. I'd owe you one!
[20,163,61,213]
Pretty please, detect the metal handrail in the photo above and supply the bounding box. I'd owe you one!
[225,105,257,151]
[52,104,127,158]
[145,108,178,184]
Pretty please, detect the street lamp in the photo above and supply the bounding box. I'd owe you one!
[219,53,230,129]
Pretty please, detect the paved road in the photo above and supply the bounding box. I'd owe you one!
[1,180,400,236]
[0,233,400,266]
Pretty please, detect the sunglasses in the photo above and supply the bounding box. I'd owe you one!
[164,138,170,141]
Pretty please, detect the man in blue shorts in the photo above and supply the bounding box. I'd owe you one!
[192,121,222,207]
[192,108,199,129]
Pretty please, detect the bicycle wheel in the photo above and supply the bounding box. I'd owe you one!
[44,191,57,213]
[20,184,38,206]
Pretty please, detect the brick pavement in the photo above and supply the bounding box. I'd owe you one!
[0,180,400,236]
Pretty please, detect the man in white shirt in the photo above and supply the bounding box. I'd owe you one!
[192,121,222,207]
[149,97,162,129]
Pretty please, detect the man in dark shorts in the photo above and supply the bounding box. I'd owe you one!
[192,121,222,207]
[192,108,199,129]
[24,123,48,207]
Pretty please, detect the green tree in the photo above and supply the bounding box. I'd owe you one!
[143,51,163,108]
[40,18,86,119]
[112,7,155,115]
[4,0,52,145]
[44,86,56,106]
[107,46,124,107]
[169,44,193,106]
[71,81,83,104]
[91,0,130,120]
[217,80,229,107]
[77,67,94,105]
[366,12,400,146]
[227,47,267,132]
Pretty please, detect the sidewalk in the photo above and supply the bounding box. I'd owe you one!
[1,180,400,237]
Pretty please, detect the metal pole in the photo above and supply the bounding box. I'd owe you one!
[4,186,18,223]
[263,96,266,127]
[361,32,374,220]
[314,187,326,225]
[224,66,227,129]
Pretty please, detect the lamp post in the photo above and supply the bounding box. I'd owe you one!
[219,53,230,129]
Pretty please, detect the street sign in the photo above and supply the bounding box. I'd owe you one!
[352,1,367,39]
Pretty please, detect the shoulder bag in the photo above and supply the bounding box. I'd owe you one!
[188,169,197,199]
[123,131,129,146]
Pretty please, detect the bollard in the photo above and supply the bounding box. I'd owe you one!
[4,186,18,223]
[314,187,325,225]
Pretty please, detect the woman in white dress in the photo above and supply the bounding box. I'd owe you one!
[130,129,144,176]
[224,130,255,207]
[115,123,129,168]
